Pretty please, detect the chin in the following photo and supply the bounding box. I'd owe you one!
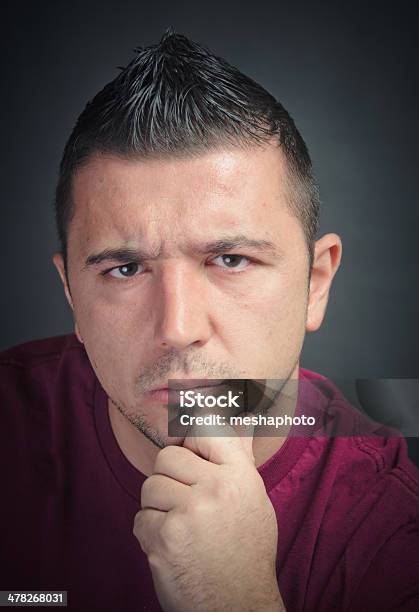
[141,421,186,449]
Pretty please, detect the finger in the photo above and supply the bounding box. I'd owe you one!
[133,508,165,555]
[183,420,255,466]
[153,445,219,485]
[230,413,255,464]
[141,473,191,511]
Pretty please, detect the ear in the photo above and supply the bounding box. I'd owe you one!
[52,252,84,344]
[306,233,342,332]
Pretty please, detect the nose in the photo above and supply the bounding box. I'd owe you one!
[153,262,212,350]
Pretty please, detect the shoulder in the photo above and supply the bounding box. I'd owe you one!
[0,334,98,462]
[301,370,419,609]
[300,368,419,510]
[0,333,94,403]
[0,333,82,369]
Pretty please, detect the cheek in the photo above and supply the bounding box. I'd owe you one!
[74,287,149,337]
[212,276,307,373]
[223,270,308,331]
[72,293,149,379]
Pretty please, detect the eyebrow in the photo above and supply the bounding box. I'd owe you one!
[83,235,279,268]
[84,247,158,268]
[195,236,278,256]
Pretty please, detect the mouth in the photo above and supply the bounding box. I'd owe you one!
[146,379,226,404]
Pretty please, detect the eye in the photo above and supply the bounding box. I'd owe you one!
[107,262,144,279]
[211,254,250,271]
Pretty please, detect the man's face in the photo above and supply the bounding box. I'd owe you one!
[55,144,337,446]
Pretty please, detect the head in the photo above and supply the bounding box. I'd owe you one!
[53,32,341,447]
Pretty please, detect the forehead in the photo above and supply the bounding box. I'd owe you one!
[68,144,298,256]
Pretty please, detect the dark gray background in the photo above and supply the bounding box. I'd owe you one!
[1,0,418,380]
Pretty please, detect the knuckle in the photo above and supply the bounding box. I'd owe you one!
[160,515,187,549]
[186,496,212,517]
[154,445,181,473]
[211,477,241,503]
[133,511,147,546]
[141,474,158,499]
[184,477,242,517]
[140,481,151,508]
[147,552,162,571]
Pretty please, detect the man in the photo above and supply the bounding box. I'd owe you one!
[1,31,418,611]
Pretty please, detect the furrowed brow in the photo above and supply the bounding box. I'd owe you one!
[83,235,280,269]
[83,247,159,268]
[197,236,279,256]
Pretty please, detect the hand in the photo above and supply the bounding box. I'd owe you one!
[133,421,285,611]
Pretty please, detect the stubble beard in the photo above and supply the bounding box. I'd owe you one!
[107,348,241,449]
[107,352,300,450]
[109,396,167,449]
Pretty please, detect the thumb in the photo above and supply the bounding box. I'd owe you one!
[182,416,255,466]
[230,413,255,464]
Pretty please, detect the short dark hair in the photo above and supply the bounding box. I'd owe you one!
[55,31,320,274]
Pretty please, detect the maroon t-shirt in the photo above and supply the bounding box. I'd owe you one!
[1,334,418,611]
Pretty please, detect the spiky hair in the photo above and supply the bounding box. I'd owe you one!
[55,30,319,271]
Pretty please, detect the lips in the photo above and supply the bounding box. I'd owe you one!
[146,380,226,404]
[149,379,226,392]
